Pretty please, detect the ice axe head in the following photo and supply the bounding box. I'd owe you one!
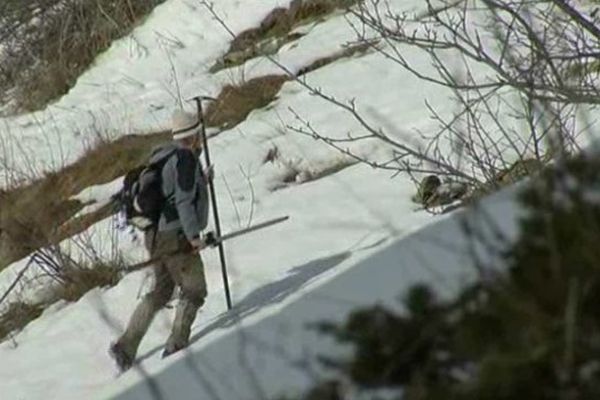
[188,95,217,104]
[188,95,217,125]
[186,96,217,127]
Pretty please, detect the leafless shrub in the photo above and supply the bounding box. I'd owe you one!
[305,157,358,182]
[0,227,126,342]
[31,232,124,301]
[314,0,599,190]
[208,1,600,201]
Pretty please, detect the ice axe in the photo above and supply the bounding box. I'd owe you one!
[203,216,289,247]
[123,216,290,274]
[189,94,233,310]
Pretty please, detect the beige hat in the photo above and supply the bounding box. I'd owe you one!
[171,109,200,140]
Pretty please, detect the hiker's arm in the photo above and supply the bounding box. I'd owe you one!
[174,150,205,242]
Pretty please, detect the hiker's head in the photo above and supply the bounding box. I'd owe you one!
[171,109,202,151]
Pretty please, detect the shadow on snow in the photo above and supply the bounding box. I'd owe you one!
[138,251,352,362]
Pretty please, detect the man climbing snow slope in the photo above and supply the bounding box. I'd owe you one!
[110,109,212,371]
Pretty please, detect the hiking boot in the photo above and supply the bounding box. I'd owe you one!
[109,342,135,372]
[161,338,189,358]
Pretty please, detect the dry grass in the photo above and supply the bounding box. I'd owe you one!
[0,250,123,342]
[211,0,360,72]
[205,75,289,129]
[297,42,374,76]
[0,302,44,343]
[0,0,166,114]
[53,261,122,302]
[60,132,171,196]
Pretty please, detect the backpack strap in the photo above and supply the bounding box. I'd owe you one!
[161,148,200,224]
[149,228,158,252]
[149,149,178,169]
[155,149,179,223]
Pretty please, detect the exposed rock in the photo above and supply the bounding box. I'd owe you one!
[413,175,441,205]
[425,181,468,208]
[412,174,469,209]
[262,146,280,164]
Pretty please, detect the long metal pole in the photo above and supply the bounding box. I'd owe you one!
[193,96,232,310]
[124,216,289,274]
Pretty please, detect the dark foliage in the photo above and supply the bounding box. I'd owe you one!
[286,153,600,400]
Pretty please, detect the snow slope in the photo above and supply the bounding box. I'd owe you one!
[0,0,564,399]
[110,184,522,400]
[0,0,446,182]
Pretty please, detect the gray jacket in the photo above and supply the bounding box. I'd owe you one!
[148,143,209,242]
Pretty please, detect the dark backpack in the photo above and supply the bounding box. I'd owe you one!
[119,151,175,230]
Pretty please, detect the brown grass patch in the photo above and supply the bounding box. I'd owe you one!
[57,201,120,241]
[205,75,289,129]
[297,42,374,76]
[61,132,171,196]
[211,0,360,72]
[54,261,122,302]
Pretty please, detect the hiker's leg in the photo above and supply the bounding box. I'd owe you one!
[114,230,177,359]
[115,263,175,359]
[164,244,207,355]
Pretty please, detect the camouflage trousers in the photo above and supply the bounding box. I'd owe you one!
[116,229,207,358]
